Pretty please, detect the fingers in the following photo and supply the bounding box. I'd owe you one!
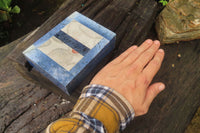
[142,48,165,83]
[121,39,153,66]
[133,40,160,72]
[134,46,164,96]
[110,45,137,65]
[144,82,165,108]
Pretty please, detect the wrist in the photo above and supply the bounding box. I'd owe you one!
[72,84,135,131]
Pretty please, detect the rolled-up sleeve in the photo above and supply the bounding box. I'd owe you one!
[46,84,135,133]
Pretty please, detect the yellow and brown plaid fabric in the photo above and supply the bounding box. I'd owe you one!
[46,84,135,133]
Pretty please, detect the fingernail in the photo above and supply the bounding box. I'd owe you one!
[146,39,153,44]
[154,40,160,45]
[158,49,164,53]
[132,45,138,50]
[159,84,165,91]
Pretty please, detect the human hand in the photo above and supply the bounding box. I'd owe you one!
[90,39,165,116]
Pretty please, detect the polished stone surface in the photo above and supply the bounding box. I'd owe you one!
[23,11,116,95]
[62,20,103,49]
[38,36,83,71]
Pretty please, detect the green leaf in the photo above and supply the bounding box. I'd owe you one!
[159,0,168,6]
[6,0,12,6]
[0,0,8,10]
[10,5,20,13]
[163,1,168,6]
[0,0,12,11]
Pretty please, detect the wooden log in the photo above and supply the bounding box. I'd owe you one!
[0,59,74,132]
[1,0,200,132]
[7,0,148,101]
[0,1,95,132]
[123,38,200,133]
[115,0,159,52]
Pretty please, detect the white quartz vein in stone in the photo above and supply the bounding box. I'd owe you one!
[61,20,103,49]
[38,36,83,71]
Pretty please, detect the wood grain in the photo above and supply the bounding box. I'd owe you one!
[0,0,200,132]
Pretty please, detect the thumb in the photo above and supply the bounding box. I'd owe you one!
[144,82,165,108]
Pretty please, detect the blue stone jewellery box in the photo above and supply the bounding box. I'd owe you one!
[23,11,116,95]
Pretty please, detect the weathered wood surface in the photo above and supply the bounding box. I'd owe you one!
[0,0,200,132]
[185,107,200,133]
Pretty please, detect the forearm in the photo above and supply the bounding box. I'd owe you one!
[46,84,135,133]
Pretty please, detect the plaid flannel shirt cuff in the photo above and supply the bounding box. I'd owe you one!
[73,84,135,131]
